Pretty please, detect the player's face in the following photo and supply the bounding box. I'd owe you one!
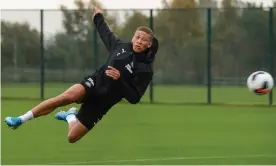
[132,30,152,53]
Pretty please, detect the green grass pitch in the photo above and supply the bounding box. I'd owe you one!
[1,83,276,164]
[2,83,276,105]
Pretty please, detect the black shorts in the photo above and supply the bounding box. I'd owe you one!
[77,75,109,130]
[79,74,97,102]
[77,75,99,130]
[76,99,108,130]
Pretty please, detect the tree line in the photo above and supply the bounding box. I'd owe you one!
[1,0,275,84]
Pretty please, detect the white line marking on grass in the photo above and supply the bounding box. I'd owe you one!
[49,154,276,165]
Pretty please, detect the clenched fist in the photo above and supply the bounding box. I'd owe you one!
[93,7,103,17]
[105,66,120,80]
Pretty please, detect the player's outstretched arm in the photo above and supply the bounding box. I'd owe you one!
[93,7,119,53]
[120,73,152,104]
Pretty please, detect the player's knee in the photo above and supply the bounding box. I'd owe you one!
[68,134,79,143]
[67,117,89,143]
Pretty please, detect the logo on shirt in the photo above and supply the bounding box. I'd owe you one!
[116,48,126,56]
[125,62,133,74]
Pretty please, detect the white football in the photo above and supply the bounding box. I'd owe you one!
[247,71,274,95]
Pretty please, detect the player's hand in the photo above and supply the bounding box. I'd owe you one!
[105,66,120,80]
[93,7,103,17]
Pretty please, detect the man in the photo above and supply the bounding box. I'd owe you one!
[4,7,159,143]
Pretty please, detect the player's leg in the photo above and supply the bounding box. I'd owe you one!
[32,84,85,117]
[54,106,89,143]
[4,84,86,129]
[55,100,103,143]
[67,119,89,143]
[67,108,104,143]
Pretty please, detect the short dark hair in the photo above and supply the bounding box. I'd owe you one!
[136,26,154,41]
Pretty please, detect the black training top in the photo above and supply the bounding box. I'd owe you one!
[87,13,159,110]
